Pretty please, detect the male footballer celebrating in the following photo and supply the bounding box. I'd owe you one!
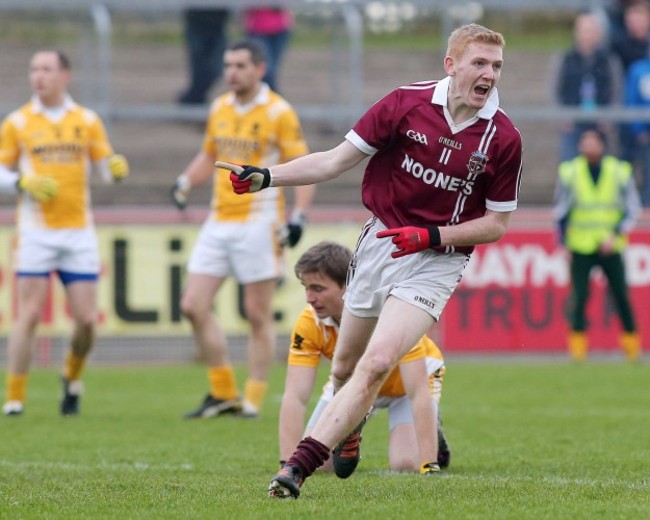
[223,23,523,498]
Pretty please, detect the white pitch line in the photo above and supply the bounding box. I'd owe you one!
[0,459,194,472]
[369,470,649,490]
[2,460,647,491]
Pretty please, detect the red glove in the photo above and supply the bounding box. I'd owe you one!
[228,166,271,194]
[376,226,441,259]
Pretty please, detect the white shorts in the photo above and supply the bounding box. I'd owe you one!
[187,218,285,283]
[344,217,469,320]
[15,227,100,276]
[306,357,445,432]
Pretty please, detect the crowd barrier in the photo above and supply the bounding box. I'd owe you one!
[0,207,648,359]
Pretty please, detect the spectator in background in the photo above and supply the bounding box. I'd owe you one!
[606,0,645,46]
[610,1,650,162]
[244,7,294,92]
[624,48,650,204]
[554,128,641,361]
[555,11,616,162]
[610,0,650,74]
[177,7,230,105]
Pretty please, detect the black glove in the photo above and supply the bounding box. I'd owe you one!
[281,210,307,248]
[230,165,272,194]
[170,175,190,210]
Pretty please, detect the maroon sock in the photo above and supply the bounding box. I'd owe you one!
[286,436,331,478]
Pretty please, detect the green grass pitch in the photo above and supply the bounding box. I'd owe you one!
[1,360,649,519]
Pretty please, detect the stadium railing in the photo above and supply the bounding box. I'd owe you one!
[0,0,617,129]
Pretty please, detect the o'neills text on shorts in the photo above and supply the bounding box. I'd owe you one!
[414,296,435,309]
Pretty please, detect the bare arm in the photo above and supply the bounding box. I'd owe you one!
[180,151,216,188]
[278,365,318,462]
[292,184,316,215]
[399,358,438,468]
[270,141,368,187]
[439,209,512,247]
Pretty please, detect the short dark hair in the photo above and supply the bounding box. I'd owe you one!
[35,50,71,70]
[294,241,353,287]
[579,126,607,146]
[227,39,266,64]
[56,51,71,70]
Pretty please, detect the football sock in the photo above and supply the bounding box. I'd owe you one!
[568,331,587,361]
[621,332,640,361]
[208,365,238,400]
[286,436,331,478]
[64,352,86,381]
[6,373,28,403]
[243,378,267,411]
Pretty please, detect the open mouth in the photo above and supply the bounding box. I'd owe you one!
[474,85,490,97]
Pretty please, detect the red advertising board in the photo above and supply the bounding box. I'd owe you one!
[440,229,650,353]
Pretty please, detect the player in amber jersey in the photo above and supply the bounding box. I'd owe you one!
[224,23,523,498]
[171,40,315,420]
[279,242,450,480]
[0,50,129,417]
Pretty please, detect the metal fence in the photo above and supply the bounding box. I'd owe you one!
[0,0,607,128]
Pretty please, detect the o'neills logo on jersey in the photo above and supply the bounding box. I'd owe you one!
[438,136,462,150]
[401,154,474,195]
[215,137,260,157]
[32,143,86,162]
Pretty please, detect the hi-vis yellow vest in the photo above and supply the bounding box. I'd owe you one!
[559,155,631,254]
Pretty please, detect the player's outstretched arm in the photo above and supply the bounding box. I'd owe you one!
[221,141,368,194]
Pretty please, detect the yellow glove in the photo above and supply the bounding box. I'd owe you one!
[108,154,129,181]
[17,175,58,202]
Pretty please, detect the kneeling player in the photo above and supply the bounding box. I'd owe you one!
[278,241,451,478]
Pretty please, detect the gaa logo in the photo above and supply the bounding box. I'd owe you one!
[406,129,428,145]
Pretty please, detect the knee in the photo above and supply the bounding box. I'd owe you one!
[21,309,43,331]
[356,351,394,387]
[76,312,97,333]
[243,302,272,330]
[180,295,203,323]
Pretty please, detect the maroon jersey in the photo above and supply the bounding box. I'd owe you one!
[346,77,523,254]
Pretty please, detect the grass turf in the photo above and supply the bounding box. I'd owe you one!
[1,360,649,519]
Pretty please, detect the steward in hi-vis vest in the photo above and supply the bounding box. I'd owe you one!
[554,128,642,361]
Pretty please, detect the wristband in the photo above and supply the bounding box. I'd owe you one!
[176,174,190,191]
[290,208,307,225]
[426,226,441,247]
